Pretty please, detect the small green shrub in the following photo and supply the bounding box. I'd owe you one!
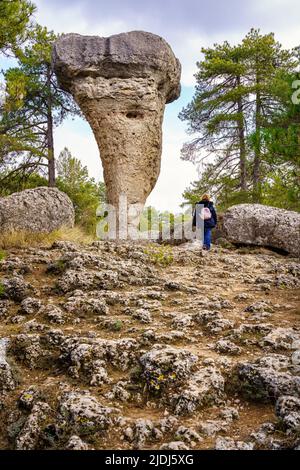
[0,250,6,261]
[143,243,174,267]
[110,320,123,331]
[129,366,143,383]
[0,283,6,297]
[46,259,68,275]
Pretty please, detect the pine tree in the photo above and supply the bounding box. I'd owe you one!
[259,71,300,210]
[1,25,79,186]
[179,40,251,198]
[56,148,106,233]
[0,0,35,53]
[241,29,296,201]
[180,29,298,207]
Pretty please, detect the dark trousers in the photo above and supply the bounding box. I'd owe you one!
[204,227,212,249]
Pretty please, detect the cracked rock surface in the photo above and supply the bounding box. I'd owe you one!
[0,187,75,233]
[223,204,300,256]
[0,241,299,449]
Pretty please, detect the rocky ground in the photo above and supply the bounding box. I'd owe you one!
[0,240,299,450]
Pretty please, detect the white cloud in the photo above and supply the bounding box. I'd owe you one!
[254,0,299,15]
[34,1,129,37]
[173,29,250,86]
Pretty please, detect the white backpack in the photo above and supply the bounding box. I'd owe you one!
[200,207,212,220]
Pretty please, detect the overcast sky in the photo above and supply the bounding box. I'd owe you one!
[16,1,300,210]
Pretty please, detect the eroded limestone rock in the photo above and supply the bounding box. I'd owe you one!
[0,338,16,394]
[15,401,51,450]
[0,187,75,233]
[52,31,181,234]
[58,391,112,436]
[223,204,300,256]
[232,354,300,402]
[275,395,300,433]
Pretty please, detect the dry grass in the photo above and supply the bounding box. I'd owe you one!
[0,226,94,250]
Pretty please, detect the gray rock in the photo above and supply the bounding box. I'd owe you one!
[159,415,178,433]
[0,299,10,319]
[56,269,119,293]
[244,301,273,320]
[230,323,272,345]
[250,422,276,446]
[11,334,48,369]
[156,330,187,344]
[59,391,112,435]
[235,293,250,301]
[133,419,155,448]
[275,396,300,433]
[19,386,41,410]
[62,336,138,383]
[198,420,228,437]
[234,354,300,402]
[223,204,300,256]
[194,310,222,325]
[105,381,131,402]
[215,436,254,450]
[0,338,16,394]
[0,187,74,233]
[66,435,90,450]
[1,276,33,302]
[64,295,109,316]
[140,344,198,390]
[260,328,300,351]
[244,301,273,314]
[214,339,241,356]
[175,425,202,444]
[194,310,234,334]
[132,308,152,323]
[219,407,239,422]
[173,366,224,415]
[160,441,189,450]
[20,297,42,315]
[15,401,51,450]
[205,318,235,334]
[172,314,194,329]
[41,304,67,324]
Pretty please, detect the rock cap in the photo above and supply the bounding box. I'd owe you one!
[52,30,181,103]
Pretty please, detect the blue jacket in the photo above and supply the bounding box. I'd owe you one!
[192,200,217,229]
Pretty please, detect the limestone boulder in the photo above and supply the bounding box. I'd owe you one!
[223,204,300,256]
[0,338,16,394]
[58,391,112,436]
[0,187,75,233]
[233,354,300,402]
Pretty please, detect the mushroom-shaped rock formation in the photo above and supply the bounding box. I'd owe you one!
[52,31,181,237]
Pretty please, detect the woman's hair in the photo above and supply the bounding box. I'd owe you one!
[201,193,210,201]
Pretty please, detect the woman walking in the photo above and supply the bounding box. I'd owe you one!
[192,194,217,250]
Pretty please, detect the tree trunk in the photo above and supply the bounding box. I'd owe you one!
[253,74,262,202]
[46,65,55,187]
[237,76,247,191]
